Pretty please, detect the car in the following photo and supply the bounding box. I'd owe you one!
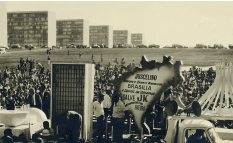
[56,46,62,49]
[41,45,48,48]
[67,44,76,48]
[0,48,6,54]
[30,44,36,49]
[91,44,100,48]
[25,44,36,49]
[163,117,233,143]
[11,44,21,49]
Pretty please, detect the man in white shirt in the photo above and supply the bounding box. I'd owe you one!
[93,93,105,143]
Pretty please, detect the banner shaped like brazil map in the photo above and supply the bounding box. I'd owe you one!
[114,55,184,131]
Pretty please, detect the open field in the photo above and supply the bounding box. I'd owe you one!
[0,48,233,70]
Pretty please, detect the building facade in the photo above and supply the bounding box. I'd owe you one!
[7,11,56,48]
[57,19,89,48]
[89,25,113,48]
[131,33,144,46]
[0,2,7,47]
[113,30,131,45]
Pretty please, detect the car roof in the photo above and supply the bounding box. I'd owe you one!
[179,119,214,130]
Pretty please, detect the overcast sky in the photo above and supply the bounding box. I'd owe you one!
[6,1,233,47]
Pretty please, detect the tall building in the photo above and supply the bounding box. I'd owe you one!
[7,11,56,48]
[0,2,7,47]
[131,33,144,46]
[89,25,113,48]
[57,19,89,48]
[113,30,131,45]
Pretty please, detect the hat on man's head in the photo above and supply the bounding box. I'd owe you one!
[106,90,112,95]
[98,93,104,99]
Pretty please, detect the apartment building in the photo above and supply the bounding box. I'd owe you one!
[0,2,7,47]
[113,30,131,45]
[7,11,56,48]
[89,25,113,48]
[131,33,144,46]
[57,19,89,48]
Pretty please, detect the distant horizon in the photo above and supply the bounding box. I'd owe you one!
[5,1,233,47]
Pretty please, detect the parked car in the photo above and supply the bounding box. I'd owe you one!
[56,46,62,49]
[41,45,48,48]
[0,48,6,54]
[11,44,21,49]
[67,44,76,48]
[91,44,100,48]
[25,44,36,49]
[76,45,87,48]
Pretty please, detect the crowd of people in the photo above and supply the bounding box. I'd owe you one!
[0,57,51,118]
[0,55,226,142]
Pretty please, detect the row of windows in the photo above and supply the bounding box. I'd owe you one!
[114,37,128,40]
[8,40,47,44]
[58,38,82,41]
[113,34,128,37]
[90,30,109,33]
[57,28,84,32]
[90,26,109,30]
[113,32,128,35]
[8,13,48,18]
[57,32,84,36]
[8,17,48,22]
[90,33,108,36]
[8,23,48,28]
[57,21,84,25]
[57,25,83,29]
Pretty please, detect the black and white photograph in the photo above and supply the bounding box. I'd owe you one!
[1,1,233,143]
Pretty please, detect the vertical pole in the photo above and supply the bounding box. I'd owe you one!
[140,129,143,143]
[56,125,58,135]
[129,117,131,134]
[111,126,113,141]
[105,116,108,140]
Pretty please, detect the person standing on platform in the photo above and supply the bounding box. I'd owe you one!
[111,90,126,143]
[93,93,105,143]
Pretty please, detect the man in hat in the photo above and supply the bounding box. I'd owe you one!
[93,92,105,142]
[187,129,208,143]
